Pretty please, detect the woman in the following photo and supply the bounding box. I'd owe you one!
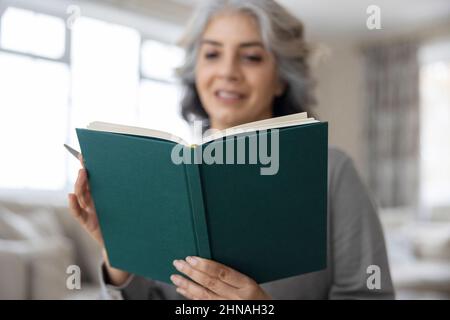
[68,0,395,299]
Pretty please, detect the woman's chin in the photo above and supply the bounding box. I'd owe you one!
[206,107,243,127]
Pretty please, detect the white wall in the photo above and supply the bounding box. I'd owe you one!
[311,40,368,179]
[310,21,450,183]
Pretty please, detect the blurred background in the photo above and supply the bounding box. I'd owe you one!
[0,0,449,299]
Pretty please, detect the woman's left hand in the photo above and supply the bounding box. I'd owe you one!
[170,256,271,300]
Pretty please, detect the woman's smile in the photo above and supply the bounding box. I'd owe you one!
[214,89,248,105]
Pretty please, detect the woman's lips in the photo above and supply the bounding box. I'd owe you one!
[214,90,246,104]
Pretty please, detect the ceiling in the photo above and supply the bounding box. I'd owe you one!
[171,0,450,40]
[21,0,448,42]
[281,0,450,39]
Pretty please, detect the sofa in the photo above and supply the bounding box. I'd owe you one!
[0,199,102,299]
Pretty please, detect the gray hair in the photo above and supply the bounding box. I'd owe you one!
[176,0,315,124]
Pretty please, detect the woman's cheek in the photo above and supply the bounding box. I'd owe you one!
[197,72,214,96]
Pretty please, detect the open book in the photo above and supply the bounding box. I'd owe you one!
[86,111,319,145]
[76,112,328,284]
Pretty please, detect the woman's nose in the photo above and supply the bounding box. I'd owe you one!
[217,56,242,82]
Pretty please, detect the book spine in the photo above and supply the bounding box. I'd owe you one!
[184,162,211,259]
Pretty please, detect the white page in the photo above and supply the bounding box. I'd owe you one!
[87,121,188,145]
[86,112,317,146]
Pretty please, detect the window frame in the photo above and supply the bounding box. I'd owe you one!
[0,1,71,64]
[0,3,73,201]
[0,1,185,204]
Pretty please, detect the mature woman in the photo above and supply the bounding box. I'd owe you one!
[68,0,395,299]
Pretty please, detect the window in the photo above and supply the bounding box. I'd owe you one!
[419,40,450,213]
[138,39,190,141]
[68,16,141,185]
[141,40,184,81]
[1,7,66,59]
[0,5,189,194]
[0,7,69,190]
[0,53,69,189]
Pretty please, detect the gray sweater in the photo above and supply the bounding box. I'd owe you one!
[99,147,395,300]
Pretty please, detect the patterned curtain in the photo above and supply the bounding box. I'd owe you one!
[363,41,420,208]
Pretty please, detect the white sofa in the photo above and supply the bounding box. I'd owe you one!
[0,199,102,299]
[380,207,450,299]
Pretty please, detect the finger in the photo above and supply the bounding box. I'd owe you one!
[170,274,223,300]
[69,193,104,246]
[68,193,88,225]
[79,169,94,208]
[75,169,88,209]
[173,259,238,299]
[84,189,93,209]
[85,210,99,232]
[79,168,92,199]
[184,256,252,289]
[78,154,85,168]
[78,154,91,191]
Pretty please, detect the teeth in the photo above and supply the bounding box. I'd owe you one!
[217,91,242,99]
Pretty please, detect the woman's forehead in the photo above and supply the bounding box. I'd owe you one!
[200,38,265,49]
[201,12,263,43]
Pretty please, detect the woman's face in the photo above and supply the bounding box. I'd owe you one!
[195,12,285,130]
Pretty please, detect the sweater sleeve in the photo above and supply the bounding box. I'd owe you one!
[327,150,395,299]
[98,262,186,300]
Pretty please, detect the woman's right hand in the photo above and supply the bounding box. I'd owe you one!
[68,155,131,286]
[68,155,103,246]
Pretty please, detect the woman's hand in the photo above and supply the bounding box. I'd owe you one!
[68,155,103,246]
[170,256,271,300]
[67,155,130,286]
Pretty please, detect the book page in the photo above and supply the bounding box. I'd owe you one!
[202,113,318,144]
[229,112,308,130]
[87,122,189,145]
[87,112,318,146]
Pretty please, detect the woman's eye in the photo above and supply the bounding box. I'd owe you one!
[243,55,263,62]
[204,52,219,60]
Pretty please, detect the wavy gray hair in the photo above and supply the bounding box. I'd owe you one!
[176,0,315,124]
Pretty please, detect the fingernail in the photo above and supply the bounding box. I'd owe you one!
[186,256,198,266]
[170,274,181,286]
[173,259,185,271]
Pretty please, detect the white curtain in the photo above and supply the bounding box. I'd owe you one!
[363,40,420,208]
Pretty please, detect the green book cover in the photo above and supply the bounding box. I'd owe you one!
[76,120,328,285]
